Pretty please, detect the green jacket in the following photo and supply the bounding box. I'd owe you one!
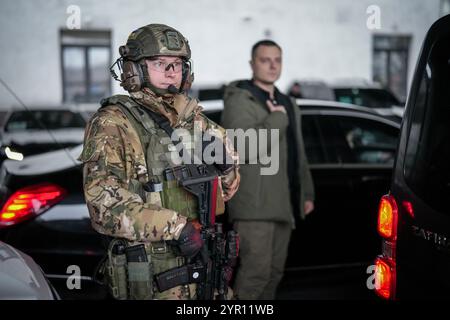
[221,80,315,226]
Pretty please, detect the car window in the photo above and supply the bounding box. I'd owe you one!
[301,115,328,164]
[203,110,222,126]
[302,114,340,164]
[334,88,401,109]
[403,30,450,213]
[318,115,398,164]
[198,88,224,101]
[5,110,86,132]
[202,110,333,165]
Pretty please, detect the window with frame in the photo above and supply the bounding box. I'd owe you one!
[61,30,111,103]
[317,115,399,164]
[5,110,86,132]
[301,114,328,164]
[373,35,411,103]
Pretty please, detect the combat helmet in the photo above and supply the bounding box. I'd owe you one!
[111,24,194,95]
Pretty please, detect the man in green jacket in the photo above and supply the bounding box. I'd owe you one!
[221,40,315,300]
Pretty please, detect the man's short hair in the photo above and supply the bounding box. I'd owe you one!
[251,40,282,60]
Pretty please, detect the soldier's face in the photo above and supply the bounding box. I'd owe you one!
[145,56,183,90]
[250,45,282,85]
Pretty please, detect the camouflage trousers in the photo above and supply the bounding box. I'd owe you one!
[232,220,292,300]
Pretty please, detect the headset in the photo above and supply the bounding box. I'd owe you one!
[110,45,194,94]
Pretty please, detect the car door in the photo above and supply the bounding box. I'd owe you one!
[287,111,399,269]
[287,111,358,269]
[325,112,399,262]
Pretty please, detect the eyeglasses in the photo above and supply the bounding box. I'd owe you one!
[147,59,184,73]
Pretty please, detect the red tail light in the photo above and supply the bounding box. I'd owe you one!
[0,183,66,228]
[374,257,396,299]
[377,194,398,240]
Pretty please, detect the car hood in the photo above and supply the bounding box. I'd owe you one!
[2,144,82,176]
[0,241,55,299]
[1,129,85,146]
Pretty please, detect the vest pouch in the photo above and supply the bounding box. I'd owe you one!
[127,261,154,300]
[161,180,198,220]
[106,253,128,300]
[150,250,188,299]
[151,251,184,275]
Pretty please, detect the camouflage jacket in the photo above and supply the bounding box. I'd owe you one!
[78,89,240,243]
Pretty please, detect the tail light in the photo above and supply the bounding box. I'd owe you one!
[377,194,398,240]
[374,194,398,299]
[374,257,396,299]
[0,183,66,228]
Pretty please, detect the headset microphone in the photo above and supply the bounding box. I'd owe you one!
[168,85,178,94]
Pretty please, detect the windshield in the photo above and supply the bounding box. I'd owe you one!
[334,88,401,109]
[5,110,86,132]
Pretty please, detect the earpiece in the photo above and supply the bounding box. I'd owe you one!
[181,60,194,92]
[120,60,146,92]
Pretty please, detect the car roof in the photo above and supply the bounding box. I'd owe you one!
[198,99,224,112]
[199,98,401,127]
[200,98,385,116]
[295,98,381,114]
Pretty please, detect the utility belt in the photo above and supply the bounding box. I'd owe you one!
[105,239,206,300]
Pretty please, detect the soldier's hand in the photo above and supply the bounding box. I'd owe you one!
[177,221,203,258]
[266,100,286,114]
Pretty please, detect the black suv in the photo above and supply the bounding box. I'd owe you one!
[373,14,450,299]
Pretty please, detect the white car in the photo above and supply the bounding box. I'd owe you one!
[0,107,87,163]
[0,241,59,299]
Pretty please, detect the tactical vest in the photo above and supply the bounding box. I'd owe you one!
[100,95,199,221]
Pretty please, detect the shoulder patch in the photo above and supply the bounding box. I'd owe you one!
[79,139,100,162]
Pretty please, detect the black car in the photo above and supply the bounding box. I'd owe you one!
[204,99,401,269]
[373,14,450,300]
[0,100,400,299]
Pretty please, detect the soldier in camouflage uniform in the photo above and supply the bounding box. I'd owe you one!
[78,24,240,300]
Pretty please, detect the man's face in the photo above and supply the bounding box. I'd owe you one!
[145,56,183,90]
[250,45,282,85]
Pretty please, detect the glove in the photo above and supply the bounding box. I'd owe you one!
[177,222,203,259]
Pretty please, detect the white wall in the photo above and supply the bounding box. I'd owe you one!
[0,0,441,109]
